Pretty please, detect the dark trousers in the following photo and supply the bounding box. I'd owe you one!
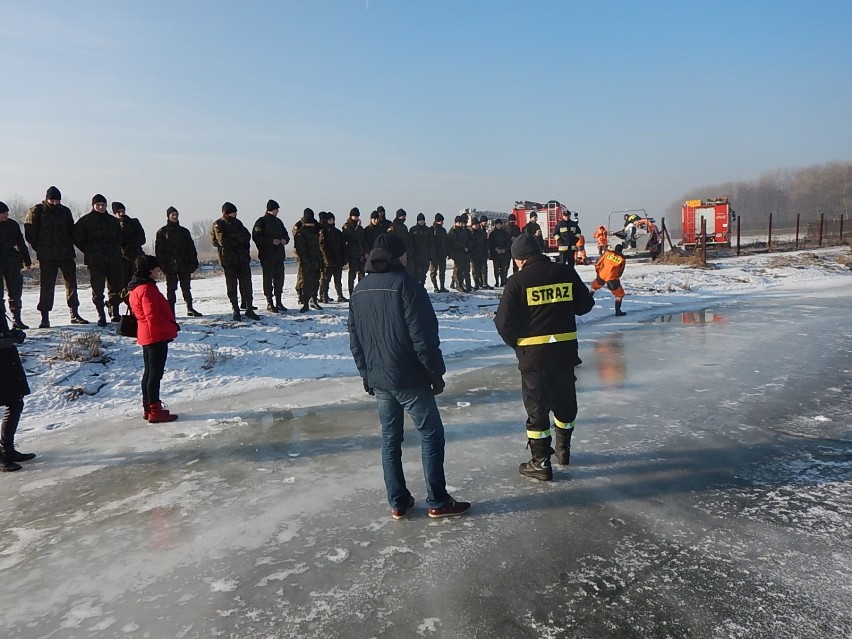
[0,267,24,313]
[471,257,488,288]
[452,256,471,291]
[429,259,446,291]
[224,263,252,310]
[347,259,365,294]
[413,259,429,287]
[492,256,510,286]
[260,259,285,300]
[88,264,124,310]
[37,259,80,312]
[142,340,169,405]
[1,398,24,448]
[298,267,320,304]
[520,369,578,435]
[165,271,194,307]
[320,266,343,299]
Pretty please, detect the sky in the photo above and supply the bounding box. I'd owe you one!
[1,0,850,233]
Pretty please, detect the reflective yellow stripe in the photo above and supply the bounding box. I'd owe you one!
[526,429,551,439]
[516,331,577,346]
[554,419,574,430]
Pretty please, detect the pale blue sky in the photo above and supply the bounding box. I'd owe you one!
[1,0,850,232]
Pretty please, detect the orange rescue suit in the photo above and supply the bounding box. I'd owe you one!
[574,235,587,265]
[590,249,625,299]
[593,226,608,248]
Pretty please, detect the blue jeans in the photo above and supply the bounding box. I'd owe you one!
[374,387,449,510]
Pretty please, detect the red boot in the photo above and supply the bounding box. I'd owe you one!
[147,401,178,423]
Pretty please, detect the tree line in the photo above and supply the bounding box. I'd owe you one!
[666,161,851,232]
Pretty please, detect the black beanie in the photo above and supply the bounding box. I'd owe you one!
[46,186,61,200]
[111,201,125,213]
[92,193,107,206]
[318,211,328,222]
[349,207,360,217]
[377,205,385,214]
[508,213,516,221]
[326,212,335,220]
[494,218,503,225]
[511,233,541,260]
[454,215,463,224]
[479,215,488,223]
[166,206,178,216]
[222,202,237,214]
[303,208,316,223]
[395,208,406,219]
[266,199,280,212]
[416,213,425,222]
[373,232,406,258]
[134,254,160,277]
[435,213,444,222]
[0,201,8,214]
[370,210,380,220]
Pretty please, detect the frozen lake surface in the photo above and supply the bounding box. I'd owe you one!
[2,285,851,638]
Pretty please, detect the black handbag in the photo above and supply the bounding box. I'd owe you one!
[117,308,138,338]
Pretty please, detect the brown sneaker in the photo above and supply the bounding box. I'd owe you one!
[427,497,471,519]
[391,495,415,520]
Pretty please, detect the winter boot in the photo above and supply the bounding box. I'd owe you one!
[336,291,348,303]
[1,446,36,463]
[0,449,22,472]
[147,401,178,423]
[553,424,574,466]
[232,308,241,321]
[38,311,50,329]
[519,438,554,481]
[310,298,323,311]
[143,401,150,420]
[614,299,627,317]
[430,274,439,292]
[12,311,29,330]
[70,309,89,325]
[110,302,121,323]
[245,309,261,320]
[266,297,278,313]
[186,305,203,317]
[299,303,309,313]
[96,305,108,327]
[275,297,287,312]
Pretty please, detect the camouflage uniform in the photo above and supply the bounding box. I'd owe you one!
[294,210,323,310]
[252,207,290,311]
[342,211,366,294]
[211,204,254,317]
[319,215,346,302]
[429,215,449,292]
[408,215,433,287]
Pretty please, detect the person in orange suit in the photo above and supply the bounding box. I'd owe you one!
[593,225,608,256]
[590,244,626,316]
[574,234,587,265]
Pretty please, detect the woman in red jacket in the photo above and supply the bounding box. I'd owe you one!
[128,255,179,423]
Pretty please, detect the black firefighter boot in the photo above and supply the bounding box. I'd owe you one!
[614,299,627,317]
[553,425,574,466]
[519,438,554,481]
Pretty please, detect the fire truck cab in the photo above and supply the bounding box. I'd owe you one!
[511,200,573,253]
[681,197,734,248]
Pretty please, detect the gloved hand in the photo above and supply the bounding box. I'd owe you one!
[363,378,375,396]
[431,378,445,395]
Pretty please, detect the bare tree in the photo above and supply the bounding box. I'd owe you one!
[190,218,217,260]
[2,196,34,222]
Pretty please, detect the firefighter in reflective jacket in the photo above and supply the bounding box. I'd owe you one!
[553,208,581,269]
[591,243,627,316]
[593,225,608,255]
[493,233,595,481]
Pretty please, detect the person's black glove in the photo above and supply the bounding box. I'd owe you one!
[363,379,375,396]
[431,378,445,395]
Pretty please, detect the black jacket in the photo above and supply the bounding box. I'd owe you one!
[155,221,199,274]
[211,216,251,267]
[0,344,30,405]
[0,219,32,273]
[493,254,594,371]
[348,248,445,391]
[431,224,449,261]
[24,201,77,262]
[73,210,122,267]
[118,216,146,262]
[252,213,290,262]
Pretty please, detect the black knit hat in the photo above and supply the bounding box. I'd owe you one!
[222,202,237,215]
[166,206,178,216]
[511,233,541,260]
[370,210,380,219]
[92,194,107,206]
[134,254,160,277]
[326,212,335,220]
[266,199,280,212]
[0,201,8,214]
[349,207,360,217]
[435,213,444,222]
[416,213,425,222]
[303,208,316,223]
[479,215,488,223]
[373,232,406,258]
[507,213,516,221]
[111,201,125,213]
[376,205,386,214]
[494,218,503,225]
[46,186,61,200]
[395,208,406,219]
[454,215,463,223]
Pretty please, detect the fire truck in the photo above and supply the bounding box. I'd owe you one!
[511,200,572,252]
[681,197,734,248]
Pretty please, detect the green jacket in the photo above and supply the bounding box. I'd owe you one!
[24,201,76,262]
[252,213,290,262]
[211,215,251,267]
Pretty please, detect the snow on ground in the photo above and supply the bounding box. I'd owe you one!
[11,247,851,441]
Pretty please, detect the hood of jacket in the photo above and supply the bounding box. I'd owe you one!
[364,248,405,274]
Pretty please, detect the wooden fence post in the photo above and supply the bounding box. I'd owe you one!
[795,213,800,249]
[768,212,773,251]
[818,213,824,247]
[841,214,845,245]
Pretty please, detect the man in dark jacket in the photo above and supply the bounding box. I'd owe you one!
[447,215,472,292]
[363,211,386,257]
[429,213,449,293]
[212,202,259,321]
[506,213,522,275]
[348,232,470,520]
[470,216,490,290]
[73,194,124,326]
[553,208,581,269]
[493,233,595,481]
[0,202,32,330]
[24,186,88,328]
[112,201,146,304]
[319,212,347,303]
[408,213,433,287]
[523,211,545,254]
[487,217,511,287]
[252,199,290,313]
[155,207,202,317]
[342,208,366,295]
[293,208,323,312]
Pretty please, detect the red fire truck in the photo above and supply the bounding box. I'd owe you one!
[681,197,734,248]
[511,200,572,252]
